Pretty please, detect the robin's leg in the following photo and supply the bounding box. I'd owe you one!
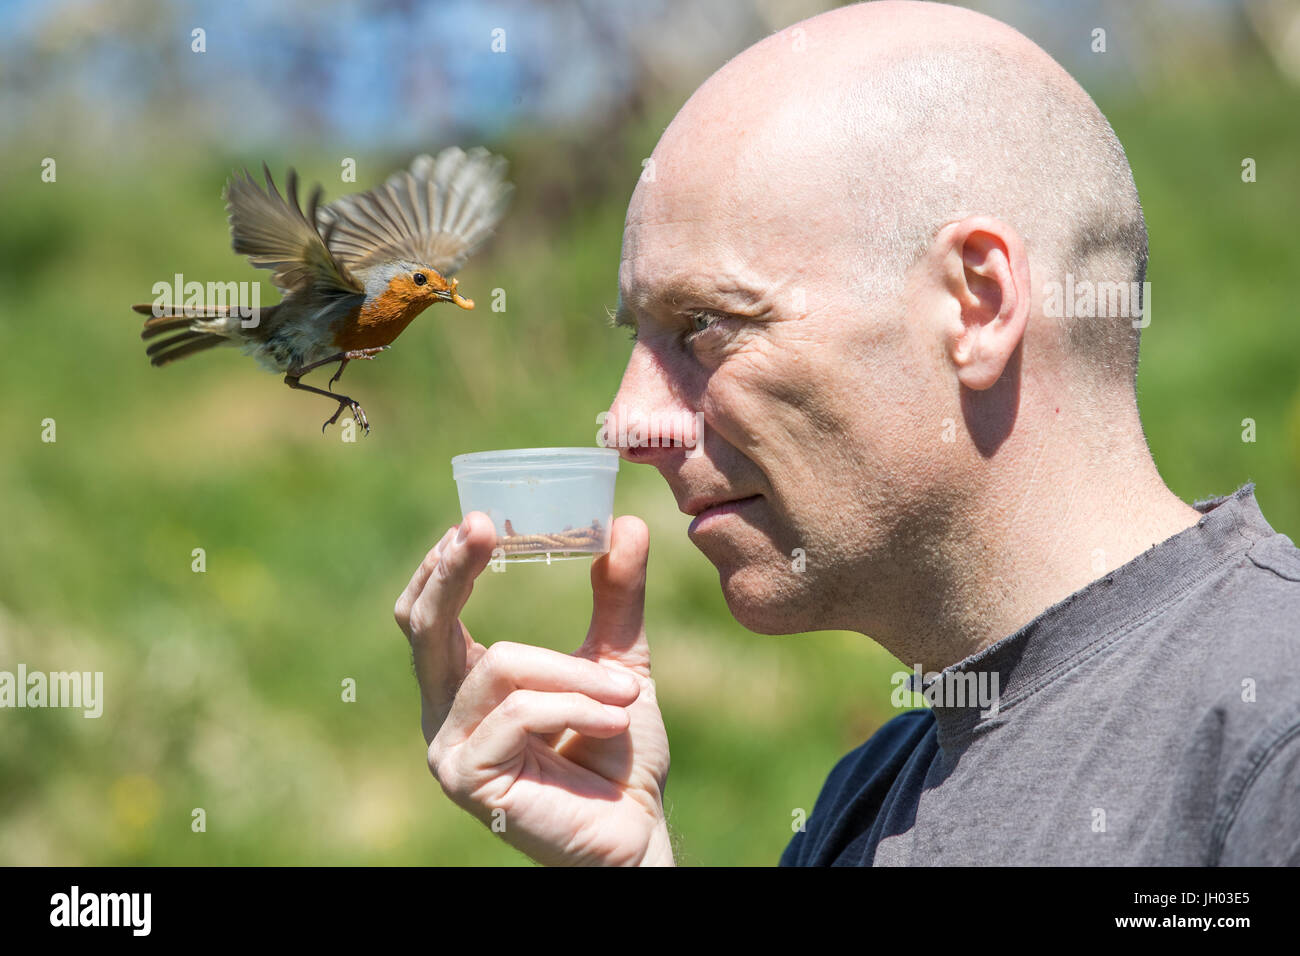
[290,347,390,392]
[283,374,371,435]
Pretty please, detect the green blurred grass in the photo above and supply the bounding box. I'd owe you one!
[0,64,1297,865]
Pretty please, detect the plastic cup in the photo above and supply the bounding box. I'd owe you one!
[450,447,620,564]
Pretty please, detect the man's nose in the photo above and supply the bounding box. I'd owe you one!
[605,344,700,465]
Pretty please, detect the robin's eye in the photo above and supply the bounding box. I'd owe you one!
[412,273,427,286]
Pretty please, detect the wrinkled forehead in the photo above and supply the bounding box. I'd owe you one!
[619,100,860,313]
[621,176,757,309]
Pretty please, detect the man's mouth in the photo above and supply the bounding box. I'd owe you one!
[686,494,762,534]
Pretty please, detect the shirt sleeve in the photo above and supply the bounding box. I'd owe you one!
[1216,724,1300,866]
[780,708,935,866]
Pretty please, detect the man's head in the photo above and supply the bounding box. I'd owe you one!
[608,0,1155,646]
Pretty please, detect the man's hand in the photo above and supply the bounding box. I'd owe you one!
[394,511,673,866]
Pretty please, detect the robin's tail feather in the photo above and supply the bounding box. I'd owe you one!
[129,303,256,367]
[145,331,226,367]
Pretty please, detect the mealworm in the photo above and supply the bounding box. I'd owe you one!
[498,519,605,554]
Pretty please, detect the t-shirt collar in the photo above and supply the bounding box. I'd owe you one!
[905,483,1275,752]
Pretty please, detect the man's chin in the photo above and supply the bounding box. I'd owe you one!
[716,562,821,635]
[691,521,830,632]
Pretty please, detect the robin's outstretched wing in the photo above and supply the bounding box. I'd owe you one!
[316,147,513,278]
[225,164,363,296]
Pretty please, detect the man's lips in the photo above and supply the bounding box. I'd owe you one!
[686,494,762,533]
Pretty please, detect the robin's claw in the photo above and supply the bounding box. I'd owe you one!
[350,401,371,436]
[321,402,346,432]
[322,399,367,434]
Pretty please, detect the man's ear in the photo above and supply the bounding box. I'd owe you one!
[933,216,1030,391]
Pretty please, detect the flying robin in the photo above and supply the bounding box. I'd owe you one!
[131,147,513,434]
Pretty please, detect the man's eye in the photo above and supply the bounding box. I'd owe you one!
[686,310,722,337]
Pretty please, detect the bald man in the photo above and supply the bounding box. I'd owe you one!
[395,1,1300,865]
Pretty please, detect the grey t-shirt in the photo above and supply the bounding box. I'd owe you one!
[781,484,1300,865]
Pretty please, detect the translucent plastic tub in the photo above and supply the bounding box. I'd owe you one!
[450,447,620,563]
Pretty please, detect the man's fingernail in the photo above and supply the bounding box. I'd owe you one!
[610,671,638,692]
[455,522,469,545]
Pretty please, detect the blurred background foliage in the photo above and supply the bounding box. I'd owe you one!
[0,0,1297,865]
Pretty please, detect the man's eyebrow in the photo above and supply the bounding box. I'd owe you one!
[655,282,764,316]
[663,278,769,311]
[611,280,771,328]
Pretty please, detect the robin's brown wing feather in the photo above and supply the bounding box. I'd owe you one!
[225,164,363,296]
[315,147,513,278]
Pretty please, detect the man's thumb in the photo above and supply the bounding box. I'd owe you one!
[578,515,650,672]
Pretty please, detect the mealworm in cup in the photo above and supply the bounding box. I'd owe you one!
[451,447,619,563]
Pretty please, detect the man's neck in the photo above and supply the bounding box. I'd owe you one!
[870,436,1203,672]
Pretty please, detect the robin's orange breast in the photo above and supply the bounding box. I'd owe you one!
[332,295,433,351]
